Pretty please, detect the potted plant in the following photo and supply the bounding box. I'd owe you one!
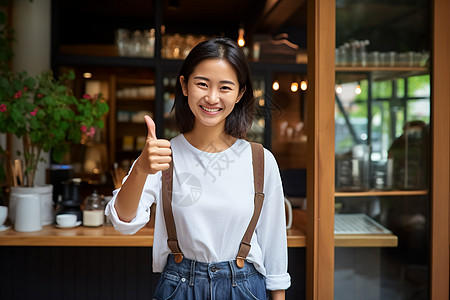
[0,70,109,224]
[0,70,109,185]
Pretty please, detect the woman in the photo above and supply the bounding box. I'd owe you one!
[106,37,290,299]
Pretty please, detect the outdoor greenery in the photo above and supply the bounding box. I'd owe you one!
[335,74,430,155]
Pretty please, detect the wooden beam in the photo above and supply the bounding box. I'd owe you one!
[252,0,306,33]
[306,0,335,299]
[431,0,450,298]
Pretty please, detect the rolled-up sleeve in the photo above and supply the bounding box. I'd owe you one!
[105,171,161,235]
[256,150,291,290]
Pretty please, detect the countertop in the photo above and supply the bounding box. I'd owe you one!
[0,210,397,248]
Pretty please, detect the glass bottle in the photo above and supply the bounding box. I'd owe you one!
[115,28,130,57]
[142,28,155,58]
[83,190,103,227]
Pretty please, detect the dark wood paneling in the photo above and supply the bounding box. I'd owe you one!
[0,247,157,300]
[0,247,305,299]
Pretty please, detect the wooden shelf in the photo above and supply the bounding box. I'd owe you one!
[335,66,429,83]
[335,66,428,72]
[335,233,397,247]
[335,189,429,197]
[54,54,306,74]
[116,78,155,85]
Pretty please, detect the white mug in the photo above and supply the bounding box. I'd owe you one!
[285,197,293,230]
[14,194,42,232]
[56,214,77,227]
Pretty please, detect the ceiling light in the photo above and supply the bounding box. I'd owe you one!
[272,81,280,91]
[300,80,307,91]
[238,28,245,47]
[291,82,299,93]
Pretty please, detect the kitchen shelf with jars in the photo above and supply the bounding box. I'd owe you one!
[110,75,156,170]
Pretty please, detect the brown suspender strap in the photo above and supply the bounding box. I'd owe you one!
[161,154,183,263]
[236,142,265,268]
[161,142,265,267]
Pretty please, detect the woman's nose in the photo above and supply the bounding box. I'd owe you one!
[205,89,220,104]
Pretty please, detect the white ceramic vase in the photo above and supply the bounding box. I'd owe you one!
[9,185,54,226]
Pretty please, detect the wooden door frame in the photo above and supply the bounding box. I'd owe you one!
[431,0,450,298]
[306,0,335,299]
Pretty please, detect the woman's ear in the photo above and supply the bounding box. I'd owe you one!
[180,76,188,96]
[236,86,246,103]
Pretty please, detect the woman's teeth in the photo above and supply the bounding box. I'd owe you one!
[201,106,221,112]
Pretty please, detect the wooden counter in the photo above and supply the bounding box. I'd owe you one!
[0,225,307,247]
[0,225,155,247]
[0,210,396,248]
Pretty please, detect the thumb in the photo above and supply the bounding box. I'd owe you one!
[145,115,157,140]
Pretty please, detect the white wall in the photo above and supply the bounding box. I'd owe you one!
[12,0,51,75]
[11,0,51,186]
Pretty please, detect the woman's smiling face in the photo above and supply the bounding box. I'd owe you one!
[180,58,244,132]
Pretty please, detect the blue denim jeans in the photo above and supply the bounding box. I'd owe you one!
[153,254,268,300]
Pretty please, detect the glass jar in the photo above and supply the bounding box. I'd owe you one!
[115,28,130,57]
[83,190,104,227]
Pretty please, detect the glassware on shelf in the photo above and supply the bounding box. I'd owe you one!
[161,33,208,59]
[128,30,143,57]
[115,28,130,56]
[371,158,394,190]
[336,39,429,68]
[141,29,155,58]
[115,28,156,58]
[335,144,370,192]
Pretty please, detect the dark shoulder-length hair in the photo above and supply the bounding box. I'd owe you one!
[172,37,255,139]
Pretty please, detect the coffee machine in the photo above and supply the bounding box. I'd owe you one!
[54,178,83,223]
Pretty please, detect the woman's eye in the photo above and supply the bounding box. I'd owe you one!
[197,82,207,87]
[221,86,232,91]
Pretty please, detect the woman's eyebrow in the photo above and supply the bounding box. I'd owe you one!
[193,76,236,86]
[220,80,236,85]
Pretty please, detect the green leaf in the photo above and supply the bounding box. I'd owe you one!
[30,131,41,143]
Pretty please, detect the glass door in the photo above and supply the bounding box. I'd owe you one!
[334,0,431,298]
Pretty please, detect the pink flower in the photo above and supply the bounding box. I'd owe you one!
[80,125,87,133]
[24,87,28,91]
[14,90,22,99]
[37,94,44,98]
[30,108,38,116]
[0,104,6,112]
[83,94,92,99]
[87,127,96,137]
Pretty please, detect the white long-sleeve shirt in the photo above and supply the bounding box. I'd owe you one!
[105,134,291,290]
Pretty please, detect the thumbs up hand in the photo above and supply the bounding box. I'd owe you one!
[134,115,172,174]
